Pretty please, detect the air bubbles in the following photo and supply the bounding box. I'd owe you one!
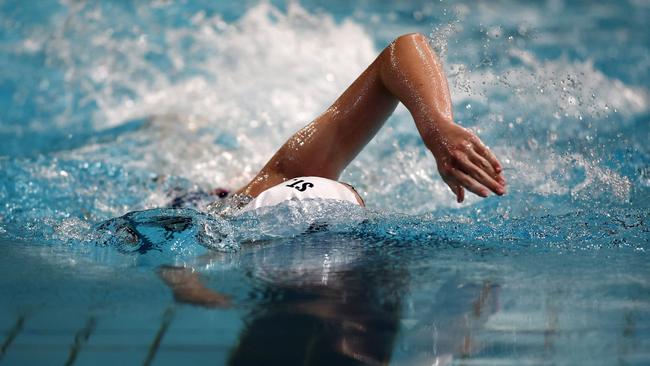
[516,21,537,40]
[190,10,206,24]
[487,26,503,39]
[22,38,41,53]
[92,65,109,82]
[567,96,576,105]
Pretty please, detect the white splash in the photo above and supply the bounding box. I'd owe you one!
[57,2,376,190]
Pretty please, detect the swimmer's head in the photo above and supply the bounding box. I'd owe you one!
[238,176,363,214]
[339,182,365,207]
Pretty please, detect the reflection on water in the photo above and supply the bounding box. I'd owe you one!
[109,213,501,365]
[0,219,647,365]
[198,234,500,365]
[228,237,406,365]
[94,209,502,364]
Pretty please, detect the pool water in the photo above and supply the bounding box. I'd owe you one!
[1,0,649,365]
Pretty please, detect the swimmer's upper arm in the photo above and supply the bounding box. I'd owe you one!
[238,36,408,197]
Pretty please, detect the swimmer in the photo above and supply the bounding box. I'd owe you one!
[202,32,505,216]
[160,33,506,308]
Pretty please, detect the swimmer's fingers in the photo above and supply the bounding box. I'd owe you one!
[458,155,505,196]
[473,139,503,174]
[469,150,497,178]
[454,184,465,203]
[444,179,465,203]
[450,168,490,198]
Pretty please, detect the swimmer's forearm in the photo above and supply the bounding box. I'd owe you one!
[378,33,455,145]
[378,33,505,200]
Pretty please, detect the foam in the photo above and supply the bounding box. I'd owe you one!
[56,3,374,192]
[1,1,647,242]
[501,148,631,201]
[56,2,644,215]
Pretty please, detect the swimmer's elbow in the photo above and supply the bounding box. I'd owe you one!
[387,33,430,53]
[393,32,428,45]
[381,33,436,65]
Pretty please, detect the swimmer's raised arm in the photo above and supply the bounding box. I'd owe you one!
[239,33,505,202]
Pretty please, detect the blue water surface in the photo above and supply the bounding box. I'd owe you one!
[1,0,649,365]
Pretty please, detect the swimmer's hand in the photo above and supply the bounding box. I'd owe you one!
[426,122,506,202]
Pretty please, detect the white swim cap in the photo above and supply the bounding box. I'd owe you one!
[238,176,361,214]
